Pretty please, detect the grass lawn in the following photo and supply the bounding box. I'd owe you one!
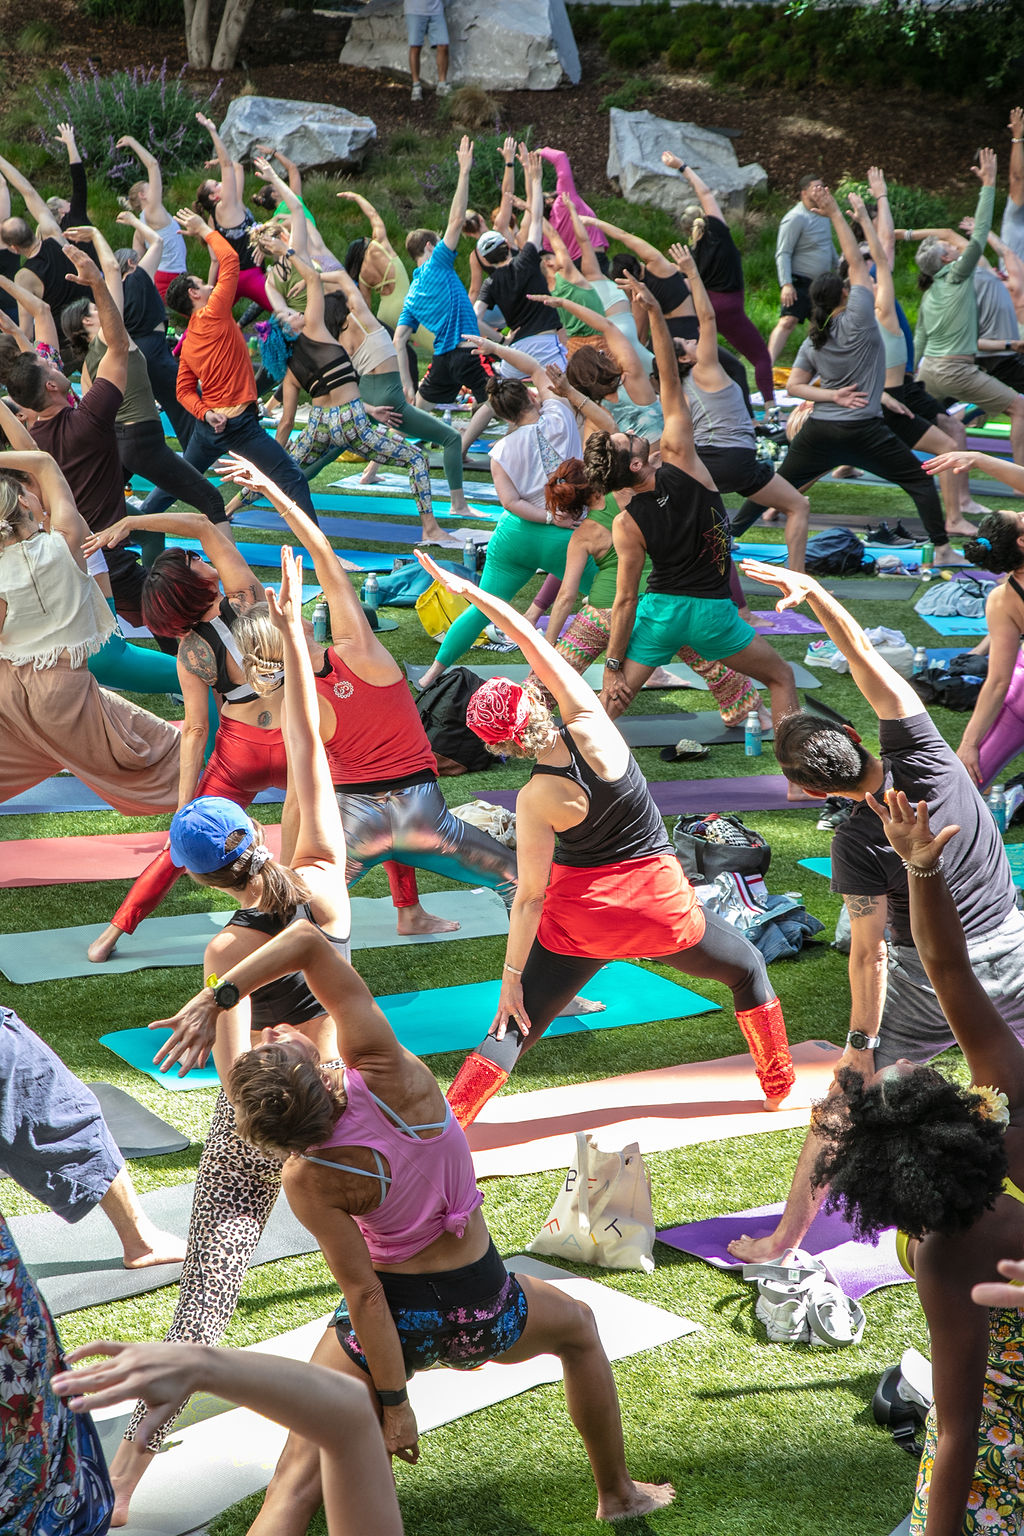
[2,447,1014,1536]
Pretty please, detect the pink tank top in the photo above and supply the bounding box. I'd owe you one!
[302,1066,484,1265]
[314,647,436,788]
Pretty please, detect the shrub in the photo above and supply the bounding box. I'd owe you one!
[36,62,222,192]
[445,84,500,132]
[78,0,183,22]
[600,77,658,113]
[17,21,58,55]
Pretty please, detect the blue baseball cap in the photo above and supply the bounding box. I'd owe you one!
[168,796,256,872]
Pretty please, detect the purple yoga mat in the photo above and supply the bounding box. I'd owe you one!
[751,610,824,635]
[481,776,803,815]
[658,1202,909,1301]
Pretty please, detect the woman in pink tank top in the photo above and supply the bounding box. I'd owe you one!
[158,918,675,1529]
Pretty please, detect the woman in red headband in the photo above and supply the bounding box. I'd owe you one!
[413,551,795,1127]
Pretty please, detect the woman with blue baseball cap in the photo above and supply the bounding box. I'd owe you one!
[106,546,352,1526]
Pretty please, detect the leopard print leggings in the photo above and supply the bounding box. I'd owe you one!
[122,1091,283,1450]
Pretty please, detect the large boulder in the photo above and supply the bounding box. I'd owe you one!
[340,0,580,90]
[607,109,767,218]
[219,96,377,172]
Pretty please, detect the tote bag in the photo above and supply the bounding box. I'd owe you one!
[528,1132,655,1273]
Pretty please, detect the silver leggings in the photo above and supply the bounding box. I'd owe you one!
[339,779,517,907]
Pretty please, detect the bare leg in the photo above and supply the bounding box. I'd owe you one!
[497,1274,674,1522]
[461,399,494,462]
[936,412,989,519]
[719,636,814,801]
[744,475,809,572]
[726,1119,828,1262]
[408,43,423,84]
[436,42,450,83]
[99,1167,187,1270]
[1008,398,1024,475]
[768,313,798,364]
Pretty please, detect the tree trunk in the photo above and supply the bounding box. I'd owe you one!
[210,0,258,70]
[186,0,213,69]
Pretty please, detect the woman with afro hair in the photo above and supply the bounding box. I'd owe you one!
[926,448,1024,791]
[813,787,1024,1536]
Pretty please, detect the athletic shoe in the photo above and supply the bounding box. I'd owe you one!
[804,639,849,674]
[411,82,423,101]
[816,796,854,832]
[437,81,451,97]
[893,521,921,544]
[868,521,916,548]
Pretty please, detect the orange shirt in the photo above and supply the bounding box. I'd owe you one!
[176,230,257,421]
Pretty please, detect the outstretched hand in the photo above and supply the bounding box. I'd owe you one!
[53,1340,207,1447]
[415,547,475,599]
[974,146,997,186]
[864,788,959,871]
[866,165,887,199]
[213,452,279,501]
[667,241,696,276]
[973,1257,1024,1309]
[738,559,821,611]
[265,545,304,632]
[620,272,658,310]
[923,450,978,477]
[150,988,221,1076]
[63,245,104,287]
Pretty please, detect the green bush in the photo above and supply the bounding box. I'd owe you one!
[78,0,183,22]
[600,77,658,112]
[36,62,223,192]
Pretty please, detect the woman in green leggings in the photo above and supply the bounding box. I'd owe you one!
[418,337,612,688]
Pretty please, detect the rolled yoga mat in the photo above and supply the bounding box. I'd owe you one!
[100,1254,698,1536]
[86,1082,189,1158]
[464,1039,844,1179]
[657,1201,910,1302]
[4,889,510,982]
[8,1182,317,1315]
[483,775,812,816]
[102,961,715,1090]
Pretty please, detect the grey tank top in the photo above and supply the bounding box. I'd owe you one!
[878,320,908,372]
[683,375,754,450]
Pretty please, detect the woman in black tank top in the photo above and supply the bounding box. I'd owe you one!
[103,550,355,1518]
[413,553,796,1129]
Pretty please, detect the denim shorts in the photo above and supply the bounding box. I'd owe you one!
[627,589,755,666]
[406,9,449,47]
[334,1240,528,1377]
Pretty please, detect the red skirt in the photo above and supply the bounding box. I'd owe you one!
[537,852,706,959]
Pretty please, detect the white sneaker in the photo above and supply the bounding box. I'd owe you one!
[411,81,423,102]
[437,81,451,97]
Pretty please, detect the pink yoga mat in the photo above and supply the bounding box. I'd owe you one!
[466,1039,843,1178]
[658,1202,909,1301]
[483,776,810,816]
[0,825,284,887]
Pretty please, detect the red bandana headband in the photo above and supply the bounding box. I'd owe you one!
[465,677,531,745]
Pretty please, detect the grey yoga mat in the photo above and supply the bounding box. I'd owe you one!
[407,660,820,691]
[8,1182,317,1314]
[821,578,920,600]
[618,712,775,748]
[87,1083,189,1158]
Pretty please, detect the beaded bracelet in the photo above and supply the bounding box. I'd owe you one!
[902,855,944,878]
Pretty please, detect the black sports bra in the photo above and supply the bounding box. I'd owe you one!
[531,726,670,868]
[289,334,358,397]
[226,901,351,1029]
[192,596,259,705]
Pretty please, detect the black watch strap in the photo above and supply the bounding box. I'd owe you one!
[377,1386,409,1407]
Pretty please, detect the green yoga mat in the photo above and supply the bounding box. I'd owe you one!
[0,891,510,985]
[102,961,719,1089]
[8,1182,317,1315]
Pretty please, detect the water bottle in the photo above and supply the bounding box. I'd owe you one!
[989,784,1008,835]
[744,710,763,758]
[463,538,478,574]
[362,572,380,611]
[312,598,329,646]
[913,645,928,673]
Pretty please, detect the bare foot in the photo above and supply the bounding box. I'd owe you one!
[417,528,463,549]
[944,520,980,537]
[933,544,968,567]
[760,508,779,524]
[396,903,461,936]
[598,1481,676,1521]
[831,465,862,480]
[359,462,380,485]
[448,496,472,517]
[88,923,125,963]
[959,499,989,520]
[726,1229,792,1263]
[109,1439,157,1526]
[556,994,606,1017]
[757,705,772,732]
[785,783,818,802]
[122,1225,187,1270]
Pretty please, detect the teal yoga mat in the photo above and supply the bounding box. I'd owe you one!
[103,962,719,1089]
[162,536,400,574]
[267,490,501,523]
[916,613,989,636]
[798,857,833,879]
[803,848,1024,889]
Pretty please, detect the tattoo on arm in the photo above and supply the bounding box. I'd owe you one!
[179,632,218,686]
[843,894,880,919]
[227,584,264,615]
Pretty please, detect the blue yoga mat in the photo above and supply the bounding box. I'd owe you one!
[0,780,285,816]
[803,847,1024,888]
[103,962,718,1088]
[163,537,396,573]
[916,613,988,636]
[233,506,422,545]
[328,473,500,505]
[731,542,788,564]
[259,491,500,523]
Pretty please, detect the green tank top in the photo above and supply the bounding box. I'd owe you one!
[84,339,158,426]
[585,495,651,609]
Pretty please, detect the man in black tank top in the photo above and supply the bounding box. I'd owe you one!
[580,287,810,801]
[0,143,97,355]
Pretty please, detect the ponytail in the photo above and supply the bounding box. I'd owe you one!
[807,272,847,348]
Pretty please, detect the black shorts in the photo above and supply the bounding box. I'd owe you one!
[882,404,932,448]
[698,444,775,496]
[419,347,491,405]
[780,274,813,323]
[890,376,942,424]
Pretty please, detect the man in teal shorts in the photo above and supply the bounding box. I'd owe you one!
[582,284,808,797]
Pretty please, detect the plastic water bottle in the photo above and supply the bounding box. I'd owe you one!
[312,598,329,646]
[463,539,478,574]
[989,784,1008,835]
[362,572,380,611]
[913,645,928,673]
[744,710,763,758]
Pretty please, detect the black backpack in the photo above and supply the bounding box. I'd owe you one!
[912,652,988,712]
[415,666,494,776]
[805,528,876,576]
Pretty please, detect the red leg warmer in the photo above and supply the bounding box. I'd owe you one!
[735,997,796,1105]
[445,1053,509,1129]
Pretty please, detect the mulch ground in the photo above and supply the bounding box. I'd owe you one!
[0,0,1010,198]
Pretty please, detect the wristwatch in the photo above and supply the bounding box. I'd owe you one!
[846,1030,880,1052]
[208,976,240,1011]
[606,658,622,672]
[377,1386,409,1407]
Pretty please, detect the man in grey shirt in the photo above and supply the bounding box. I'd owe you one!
[769,173,837,362]
[975,262,1024,391]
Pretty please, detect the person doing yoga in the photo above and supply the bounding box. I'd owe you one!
[810,790,1024,1536]
[413,550,796,1129]
[153,920,676,1529]
[117,132,189,299]
[924,450,1024,789]
[105,544,355,1526]
[192,111,269,311]
[730,184,955,564]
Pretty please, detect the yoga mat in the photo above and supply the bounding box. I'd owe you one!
[750,610,824,635]
[8,1182,316,1314]
[233,505,495,547]
[329,471,500,504]
[465,1040,844,1178]
[798,856,832,879]
[916,613,989,636]
[821,578,920,600]
[1,912,234,984]
[0,780,284,817]
[657,1201,910,1302]
[0,825,285,888]
[105,1255,697,1536]
[107,961,717,1089]
[731,541,788,564]
[270,489,502,523]
[407,661,819,693]
[352,886,509,948]
[86,1082,189,1158]
[483,775,807,816]
[618,712,775,749]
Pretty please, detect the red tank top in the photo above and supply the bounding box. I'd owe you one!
[315,647,437,790]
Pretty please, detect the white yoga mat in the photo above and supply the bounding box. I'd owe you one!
[109,1255,698,1536]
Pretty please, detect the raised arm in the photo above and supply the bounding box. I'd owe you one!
[543,216,580,282]
[83,509,262,603]
[923,449,1024,496]
[562,197,601,282]
[946,149,997,284]
[493,135,518,245]
[668,243,720,378]
[815,187,870,288]
[335,188,389,249]
[3,442,88,554]
[195,113,246,224]
[0,274,58,352]
[464,331,553,393]
[115,209,164,279]
[115,134,170,228]
[64,247,129,391]
[66,224,123,314]
[849,189,895,321]
[866,166,895,268]
[253,157,308,262]
[581,216,674,277]
[0,148,62,241]
[640,283,695,468]
[1009,107,1024,210]
[662,153,724,222]
[443,136,475,252]
[261,145,302,197]
[524,150,544,252]
[740,562,922,719]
